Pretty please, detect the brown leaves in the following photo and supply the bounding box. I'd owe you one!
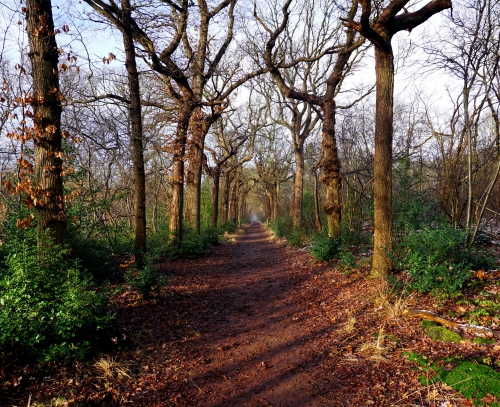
[102,53,117,64]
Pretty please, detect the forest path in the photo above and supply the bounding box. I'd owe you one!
[162,223,333,407]
[170,222,333,406]
[132,222,388,407]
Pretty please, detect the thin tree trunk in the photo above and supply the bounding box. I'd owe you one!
[122,0,146,259]
[211,171,220,227]
[220,169,230,225]
[371,47,394,278]
[273,182,279,223]
[312,158,322,232]
[464,84,473,244]
[26,0,65,244]
[228,174,239,223]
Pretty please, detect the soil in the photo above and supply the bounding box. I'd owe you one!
[2,223,500,406]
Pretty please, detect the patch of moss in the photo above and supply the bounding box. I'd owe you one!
[405,352,500,406]
[404,351,430,368]
[473,337,496,345]
[420,321,463,343]
[437,361,500,406]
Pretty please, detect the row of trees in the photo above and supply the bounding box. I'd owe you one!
[0,0,499,280]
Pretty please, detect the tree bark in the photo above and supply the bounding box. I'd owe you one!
[292,146,304,229]
[371,47,395,277]
[211,171,220,227]
[121,0,146,259]
[312,158,322,232]
[26,0,65,244]
[169,102,195,244]
[220,169,230,225]
[321,100,342,238]
[186,107,216,233]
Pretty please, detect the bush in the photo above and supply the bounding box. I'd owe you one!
[125,250,166,299]
[394,226,494,296]
[0,233,114,362]
[284,229,303,247]
[271,215,293,238]
[65,223,113,281]
[310,233,341,261]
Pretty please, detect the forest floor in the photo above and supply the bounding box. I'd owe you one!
[2,223,500,406]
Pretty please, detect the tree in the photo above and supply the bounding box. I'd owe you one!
[121,0,146,260]
[256,0,366,238]
[203,112,255,227]
[345,0,452,278]
[423,0,500,245]
[25,0,66,244]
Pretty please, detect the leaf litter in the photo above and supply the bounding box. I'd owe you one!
[1,223,498,406]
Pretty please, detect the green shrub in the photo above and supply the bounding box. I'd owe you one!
[285,229,305,247]
[310,234,341,261]
[0,233,114,362]
[395,227,473,296]
[125,249,166,299]
[271,215,293,238]
[65,223,113,281]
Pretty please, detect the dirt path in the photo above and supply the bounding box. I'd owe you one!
[119,222,418,407]
[172,223,335,406]
[8,223,471,406]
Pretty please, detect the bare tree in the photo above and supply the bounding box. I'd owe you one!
[121,0,146,260]
[345,0,452,277]
[255,0,366,238]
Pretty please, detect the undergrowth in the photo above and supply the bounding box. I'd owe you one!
[394,225,496,297]
[0,229,115,362]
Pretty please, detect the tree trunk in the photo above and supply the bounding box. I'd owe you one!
[186,107,212,234]
[26,0,65,244]
[228,174,239,223]
[292,146,304,229]
[169,103,195,245]
[371,47,394,278]
[272,182,279,223]
[122,0,146,259]
[312,159,322,232]
[211,171,220,227]
[321,100,341,238]
[220,169,230,225]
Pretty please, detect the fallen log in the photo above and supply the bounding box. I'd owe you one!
[403,308,494,337]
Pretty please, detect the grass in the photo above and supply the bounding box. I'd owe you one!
[372,279,413,319]
[359,325,387,361]
[94,356,131,380]
[341,311,356,333]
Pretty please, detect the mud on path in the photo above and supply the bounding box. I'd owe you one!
[6,223,471,406]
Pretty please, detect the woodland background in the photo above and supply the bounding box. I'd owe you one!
[0,0,499,379]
